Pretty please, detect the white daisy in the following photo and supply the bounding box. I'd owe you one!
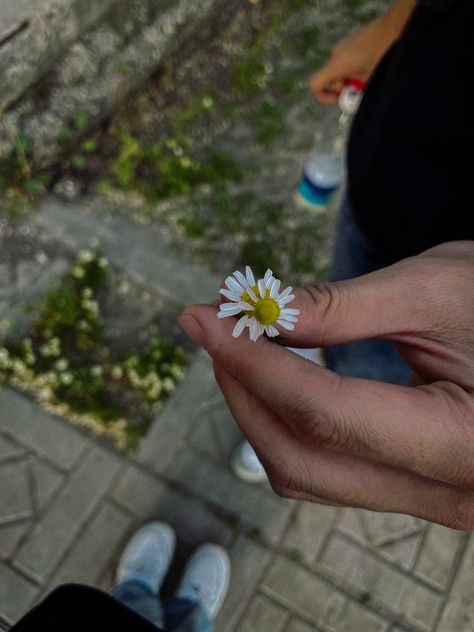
[217,266,300,342]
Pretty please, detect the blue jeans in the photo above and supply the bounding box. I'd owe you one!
[324,198,411,385]
[112,580,213,632]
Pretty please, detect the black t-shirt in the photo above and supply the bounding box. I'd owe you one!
[347,0,474,262]
[10,585,161,632]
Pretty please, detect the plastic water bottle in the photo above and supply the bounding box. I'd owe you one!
[297,78,366,209]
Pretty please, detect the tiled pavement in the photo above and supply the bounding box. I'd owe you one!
[1,349,473,631]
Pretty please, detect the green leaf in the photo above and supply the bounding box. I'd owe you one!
[71,154,87,170]
[81,139,97,153]
[73,112,89,132]
[23,173,51,192]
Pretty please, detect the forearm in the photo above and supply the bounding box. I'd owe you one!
[383,0,417,37]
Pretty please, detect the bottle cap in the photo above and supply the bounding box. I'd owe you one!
[338,78,366,115]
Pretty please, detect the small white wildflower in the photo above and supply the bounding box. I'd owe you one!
[98,257,108,268]
[111,365,123,380]
[59,371,73,385]
[82,287,93,298]
[91,365,103,378]
[25,353,36,366]
[78,249,94,262]
[72,266,85,279]
[170,364,184,380]
[162,377,175,393]
[55,358,68,371]
[217,266,299,342]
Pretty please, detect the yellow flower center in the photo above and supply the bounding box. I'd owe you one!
[241,285,280,325]
[254,298,280,325]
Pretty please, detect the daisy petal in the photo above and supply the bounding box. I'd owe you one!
[264,269,273,285]
[266,325,279,337]
[246,285,258,303]
[269,278,281,298]
[232,315,249,338]
[219,288,240,301]
[233,270,248,287]
[281,308,299,316]
[219,302,242,312]
[217,310,238,318]
[279,294,295,305]
[279,314,298,323]
[257,278,266,299]
[278,286,293,301]
[225,277,245,295]
[245,266,255,286]
[249,321,259,341]
[277,320,295,331]
[237,301,254,311]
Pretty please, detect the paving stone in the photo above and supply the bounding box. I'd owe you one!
[377,533,423,571]
[262,555,387,630]
[287,619,321,632]
[236,593,289,632]
[215,535,272,632]
[138,350,218,475]
[168,447,294,544]
[0,388,88,470]
[318,533,443,631]
[414,524,464,590]
[0,521,31,559]
[29,458,65,514]
[37,199,221,305]
[282,503,338,564]
[15,447,122,582]
[111,465,168,517]
[208,400,243,462]
[46,501,134,588]
[358,511,424,547]
[0,434,26,461]
[323,590,390,632]
[112,464,234,549]
[0,458,33,525]
[436,533,474,632]
[336,508,369,543]
[188,416,221,460]
[263,555,341,625]
[0,561,39,624]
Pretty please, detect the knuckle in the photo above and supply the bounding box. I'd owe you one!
[301,283,348,346]
[264,456,307,500]
[283,374,355,452]
[425,383,474,489]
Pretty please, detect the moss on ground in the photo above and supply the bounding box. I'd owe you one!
[0,251,188,451]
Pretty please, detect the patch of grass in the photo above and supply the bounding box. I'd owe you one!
[0,251,188,451]
[0,135,51,199]
[109,96,242,203]
[251,101,285,145]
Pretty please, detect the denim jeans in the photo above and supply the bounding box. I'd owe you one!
[324,197,411,385]
[112,580,213,632]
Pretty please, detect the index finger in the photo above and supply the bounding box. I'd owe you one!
[180,304,474,490]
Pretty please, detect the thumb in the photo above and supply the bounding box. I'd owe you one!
[310,66,345,104]
[281,259,434,349]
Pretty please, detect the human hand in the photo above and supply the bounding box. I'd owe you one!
[180,242,474,530]
[310,16,400,104]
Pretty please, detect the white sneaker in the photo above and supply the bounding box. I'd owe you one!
[230,440,268,483]
[175,544,230,619]
[116,522,176,593]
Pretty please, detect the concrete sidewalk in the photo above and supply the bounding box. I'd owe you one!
[1,349,472,631]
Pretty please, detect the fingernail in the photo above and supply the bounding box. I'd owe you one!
[180,313,207,347]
